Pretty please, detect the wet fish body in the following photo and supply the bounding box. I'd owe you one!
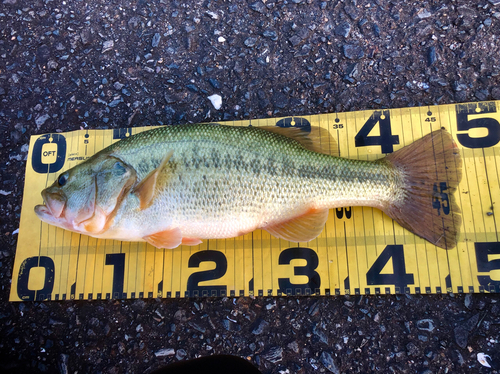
[35,123,462,249]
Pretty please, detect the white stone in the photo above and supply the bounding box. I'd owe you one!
[208,94,222,110]
[155,348,175,357]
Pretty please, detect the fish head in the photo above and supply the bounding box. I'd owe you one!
[35,154,137,235]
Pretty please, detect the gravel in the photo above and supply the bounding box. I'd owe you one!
[1,0,500,373]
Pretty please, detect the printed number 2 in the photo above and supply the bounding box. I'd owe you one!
[355,110,399,154]
[187,250,227,296]
[475,242,500,289]
[366,245,414,291]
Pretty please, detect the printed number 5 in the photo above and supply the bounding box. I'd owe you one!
[475,242,500,290]
[456,104,500,148]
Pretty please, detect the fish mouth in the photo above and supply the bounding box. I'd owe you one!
[35,189,67,220]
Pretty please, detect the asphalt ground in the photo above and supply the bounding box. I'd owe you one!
[1,0,500,373]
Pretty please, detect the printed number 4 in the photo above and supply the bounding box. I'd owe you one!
[432,182,450,216]
[366,245,414,291]
[355,110,399,154]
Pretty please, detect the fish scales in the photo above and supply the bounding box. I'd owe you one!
[106,124,397,240]
[35,124,462,249]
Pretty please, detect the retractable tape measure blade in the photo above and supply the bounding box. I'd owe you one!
[10,101,500,301]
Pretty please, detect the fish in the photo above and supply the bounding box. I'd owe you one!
[34,123,462,249]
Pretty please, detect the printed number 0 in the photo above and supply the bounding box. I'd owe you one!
[17,256,55,301]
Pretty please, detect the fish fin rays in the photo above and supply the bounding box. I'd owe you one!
[383,129,462,249]
[133,149,174,210]
[259,126,339,156]
[264,208,329,242]
[181,237,203,246]
[143,227,183,249]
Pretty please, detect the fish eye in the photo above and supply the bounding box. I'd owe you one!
[58,173,67,186]
[113,161,127,174]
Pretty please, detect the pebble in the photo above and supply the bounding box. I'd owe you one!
[155,348,175,357]
[454,325,468,349]
[208,94,222,110]
[343,44,364,60]
[244,37,258,48]
[335,22,351,38]
[417,9,432,19]
[417,319,435,332]
[262,346,283,363]
[320,352,339,374]
[208,79,220,89]
[58,354,69,374]
[152,33,161,47]
[287,341,299,353]
[102,40,114,53]
[477,353,492,368]
[108,99,121,107]
[251,319,269,335]
[175,349,187,360]
[35,114,50,128]
[250,2,266,13]
[428,46,437,66]
[313,325,328,344]
[263,30,278,41]
[406,342,419,356]
[272,92,288,108]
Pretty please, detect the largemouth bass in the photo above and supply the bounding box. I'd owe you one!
[35,124,462,249]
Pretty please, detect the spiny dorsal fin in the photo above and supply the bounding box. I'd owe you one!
[133,149,174,210]
[264,208,329,243]
[259,126,339,156]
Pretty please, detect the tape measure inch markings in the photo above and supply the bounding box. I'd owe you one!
[10,101,500,301]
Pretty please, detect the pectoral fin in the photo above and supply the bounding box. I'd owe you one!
[134,150,174,210]
[264,208,329,242]
[143,227,182,249]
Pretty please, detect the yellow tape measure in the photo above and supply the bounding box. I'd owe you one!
[10,101,500,301]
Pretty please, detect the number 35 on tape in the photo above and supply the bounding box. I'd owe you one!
[9,101,500,301]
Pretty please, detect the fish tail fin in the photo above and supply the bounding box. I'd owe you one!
[383,129,462,249]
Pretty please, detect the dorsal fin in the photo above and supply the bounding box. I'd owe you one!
[133,149,174,210]
[259,126,339,156]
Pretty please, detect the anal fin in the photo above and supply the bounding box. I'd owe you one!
[264,208,329,243]
[143,227,182,249]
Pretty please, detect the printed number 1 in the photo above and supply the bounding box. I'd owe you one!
[105,253,125,298]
